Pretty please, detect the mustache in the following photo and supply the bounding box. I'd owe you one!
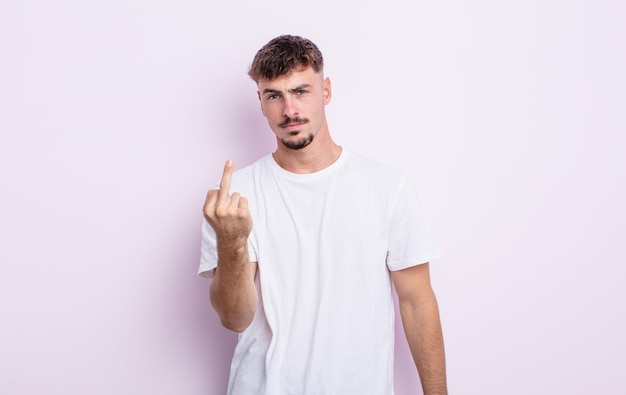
[279,117,309,128]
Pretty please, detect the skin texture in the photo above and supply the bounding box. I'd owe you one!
[256,67,341,174]
[203,65,447,393]
[204,160,257,332]
[391,263,448,395]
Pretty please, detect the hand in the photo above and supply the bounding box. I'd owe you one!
[203,160,253,242]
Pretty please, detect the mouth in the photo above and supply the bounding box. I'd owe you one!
[283,123,306,133]
[279,118,308,130]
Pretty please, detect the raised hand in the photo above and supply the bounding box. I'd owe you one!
[205,160,257,332]
[203,160,253,242]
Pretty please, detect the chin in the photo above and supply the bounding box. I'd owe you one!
[281,134,314,150]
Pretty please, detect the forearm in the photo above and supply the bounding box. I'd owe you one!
[209,236,257,332]
[399,296,447,395]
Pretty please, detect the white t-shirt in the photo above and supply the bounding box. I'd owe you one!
[199,149,441,395]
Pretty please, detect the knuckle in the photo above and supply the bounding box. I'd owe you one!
[203,208,215,220]
[215,206,229,218]
[202,201,213,215]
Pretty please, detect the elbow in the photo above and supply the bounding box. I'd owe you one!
[221,317,252,333]
[209,280,257,333]
[210,295,255,333]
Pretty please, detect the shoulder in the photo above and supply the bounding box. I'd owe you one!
[227,154,273,192]
[342,149,407,185]
[231,154,272,180]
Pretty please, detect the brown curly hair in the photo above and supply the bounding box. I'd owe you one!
[248,35,324,83]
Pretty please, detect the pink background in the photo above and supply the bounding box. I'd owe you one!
[1,1,624,393]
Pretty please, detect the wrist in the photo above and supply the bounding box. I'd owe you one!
[216,234,249,260]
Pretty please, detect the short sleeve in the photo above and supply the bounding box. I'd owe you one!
[386,174,442,271]
[198,218,219,278]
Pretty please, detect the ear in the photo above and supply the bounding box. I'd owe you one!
[323,77,332,104]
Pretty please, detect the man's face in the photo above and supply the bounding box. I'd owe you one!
[257,67,331,151]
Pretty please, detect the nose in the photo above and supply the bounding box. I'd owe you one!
[282,97,298,118]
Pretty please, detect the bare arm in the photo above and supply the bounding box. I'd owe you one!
[203,160,257,332]
[391,263,447,395]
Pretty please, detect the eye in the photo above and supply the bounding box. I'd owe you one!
[297,89,307,95]
[266,94,279,100]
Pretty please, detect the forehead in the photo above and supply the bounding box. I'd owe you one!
[257,67,323,91]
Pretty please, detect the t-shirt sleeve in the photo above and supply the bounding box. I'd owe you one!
[386,174,442,271]
[198,218,219,278]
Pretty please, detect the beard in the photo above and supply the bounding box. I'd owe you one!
[280,133,314,150]
[277,117,314,150]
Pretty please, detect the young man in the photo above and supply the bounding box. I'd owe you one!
[200,35,447,395]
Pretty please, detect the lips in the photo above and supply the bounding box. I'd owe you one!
[283,122,306,130]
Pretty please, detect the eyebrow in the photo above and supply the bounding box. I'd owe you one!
[262,84,312,95]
